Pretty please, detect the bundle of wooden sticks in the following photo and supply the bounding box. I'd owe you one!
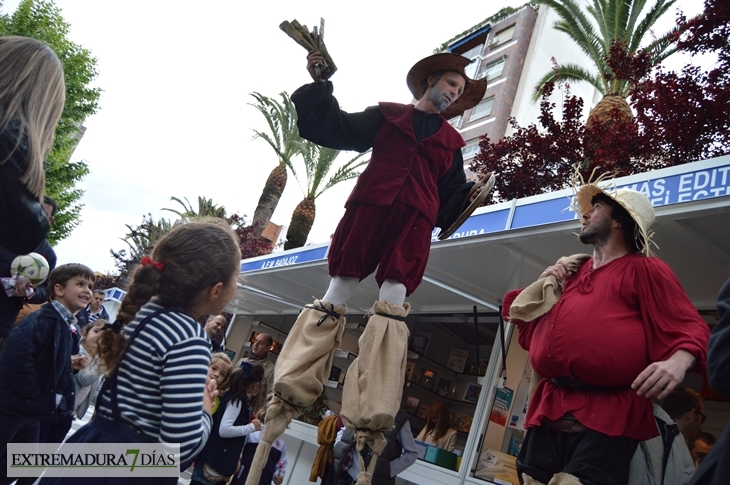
[280,18,337,80]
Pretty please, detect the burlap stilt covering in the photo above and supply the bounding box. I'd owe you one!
[523,473,547,485]
[341,301,410,431]
[355,429,387,485]
[244,300,346,485]
[548,472,583,485]
[243,398,299,485]
[274,299,346,407]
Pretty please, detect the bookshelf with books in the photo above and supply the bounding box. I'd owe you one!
[399,313,500,453]
[404,350,483,406]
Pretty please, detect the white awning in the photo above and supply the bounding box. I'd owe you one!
[227,156,730,317]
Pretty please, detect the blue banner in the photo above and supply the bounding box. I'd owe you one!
[617,164,730,206]
[432,209,511,241]
[241,245,328,273]
[511,197,575,229]
[440,162,730,238]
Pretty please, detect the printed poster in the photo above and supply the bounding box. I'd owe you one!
[489,386,514,426]
[508,367,532,430]
[446,348,469,372]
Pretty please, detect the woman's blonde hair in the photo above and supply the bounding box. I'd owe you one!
[0,36,66,198]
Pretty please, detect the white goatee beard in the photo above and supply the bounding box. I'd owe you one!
[428,86,452,112]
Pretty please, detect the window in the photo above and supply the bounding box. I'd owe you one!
[462,141,480,160]
[490,25,515,48]
[483,58,505,81]
[470,97,494,121]
[464,58,481,79]
[461,45,483,79]
[462,45,483,59]
[448,116,463,129]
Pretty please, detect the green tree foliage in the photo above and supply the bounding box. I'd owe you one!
[108,198,276,287]
[109,214,177,288]
[249,92,302,237]
[472,0,730,201]
[285,143,369,250]
[1,0,101,244]
[162,196,228,220]
[533,0,681,100]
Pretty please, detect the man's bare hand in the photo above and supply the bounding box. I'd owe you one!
[306,51,326,83]
[468,172,494,204]
[274,474,284,485]
[632,349,696,399]
[539,260,573,284]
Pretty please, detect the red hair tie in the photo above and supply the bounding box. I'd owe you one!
[140,256,164,271]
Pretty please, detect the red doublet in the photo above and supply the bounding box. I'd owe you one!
[329,103,465,294]
[345,102,465,225]
[503,254,710,441]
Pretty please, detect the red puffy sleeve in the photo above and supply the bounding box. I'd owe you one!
[502,288,536,351]
[636,257,710,375]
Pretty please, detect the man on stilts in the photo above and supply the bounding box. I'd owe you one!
[245,50,491,485]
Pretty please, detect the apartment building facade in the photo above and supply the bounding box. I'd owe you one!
[440,2,599,170]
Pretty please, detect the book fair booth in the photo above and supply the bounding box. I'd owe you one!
[216,156,730,485]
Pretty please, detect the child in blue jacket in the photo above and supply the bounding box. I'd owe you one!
[0,263,94,484]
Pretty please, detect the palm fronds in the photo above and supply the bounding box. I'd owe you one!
[534,0,680,98]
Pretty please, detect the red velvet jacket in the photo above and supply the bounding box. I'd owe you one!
[291,81,474,229]
[346,102,465,225]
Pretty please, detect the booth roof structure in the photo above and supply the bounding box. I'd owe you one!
[227,156,730,320]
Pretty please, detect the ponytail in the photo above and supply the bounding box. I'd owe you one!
[95,264,163,372]
[116,265,163,326]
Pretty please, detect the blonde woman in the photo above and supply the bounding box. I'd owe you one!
[0,36,65,255]
[0,35,65,364]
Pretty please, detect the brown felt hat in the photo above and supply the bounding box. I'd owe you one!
[406,53,488,120]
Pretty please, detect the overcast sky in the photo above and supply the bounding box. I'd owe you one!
[1,0,708,274]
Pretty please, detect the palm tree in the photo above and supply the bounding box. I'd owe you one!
[121,216,176,261]
[533,0,681,124]
[284,143,369,250]
[162,196,227,220]
[249,92,302,237]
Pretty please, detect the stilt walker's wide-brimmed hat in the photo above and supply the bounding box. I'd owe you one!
[406,53,488,120]
[571,170,657,257]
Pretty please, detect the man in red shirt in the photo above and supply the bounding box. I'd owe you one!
[249,52,491,485]
[503,184,709,485]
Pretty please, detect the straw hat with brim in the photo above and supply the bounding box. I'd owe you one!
[572,185,657,257]
[406,53,488,120]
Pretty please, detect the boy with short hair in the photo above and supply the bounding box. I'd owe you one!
[0,263,94,483]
